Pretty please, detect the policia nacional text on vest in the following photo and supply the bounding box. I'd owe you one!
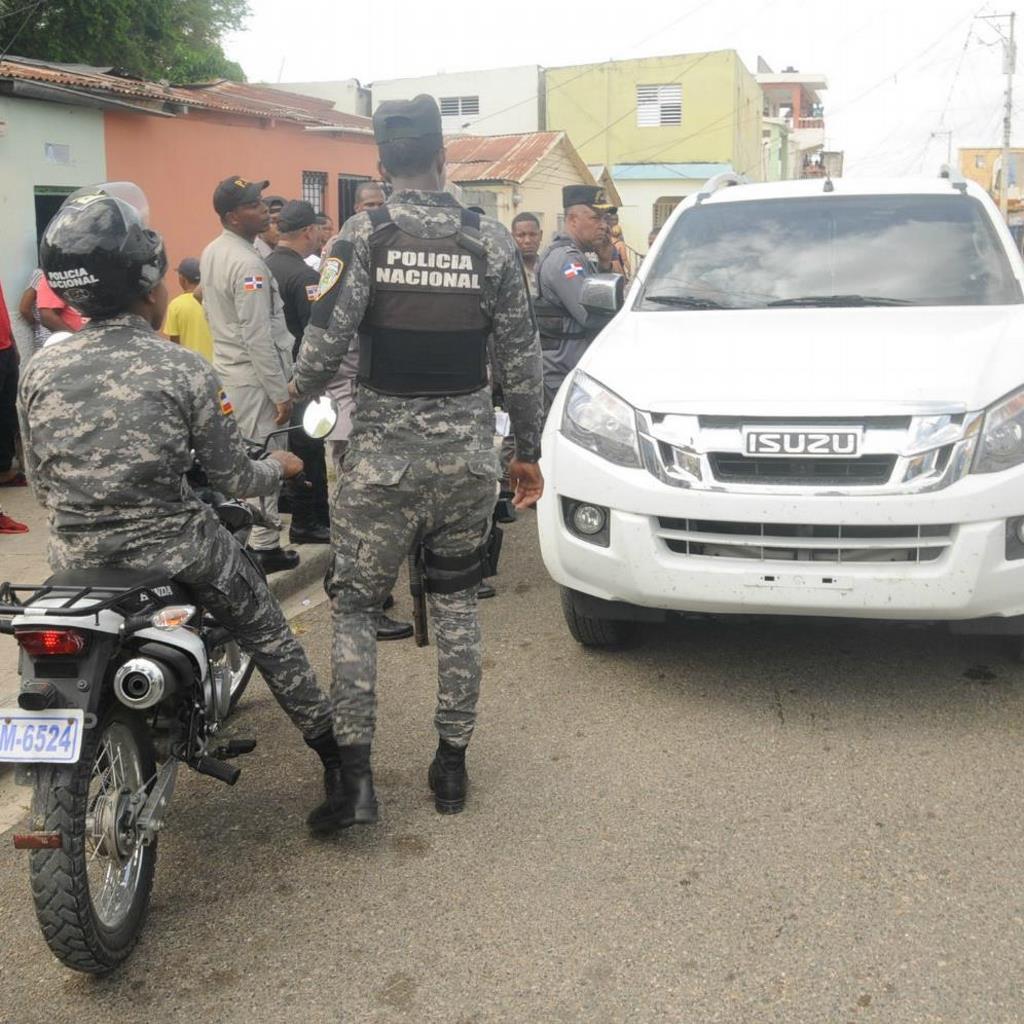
[356,205,491,397]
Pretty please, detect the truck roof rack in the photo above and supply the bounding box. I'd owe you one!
[694,172,748,206]
[939,164,968,193]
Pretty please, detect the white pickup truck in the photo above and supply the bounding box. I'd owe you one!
[537,172,1024,656]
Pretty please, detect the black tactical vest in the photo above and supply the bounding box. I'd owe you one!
[358,206,490,397]
[534,238,597,351]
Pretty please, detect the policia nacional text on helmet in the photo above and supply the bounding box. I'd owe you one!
[289,95,545,830]
[20,184,351,820]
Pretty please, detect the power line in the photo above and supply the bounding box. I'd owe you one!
[0,0,44,21]
[0,0,44,63]
[827,5,988,118]
[458,0,736,135]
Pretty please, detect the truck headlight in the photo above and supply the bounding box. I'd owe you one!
[561,371,641,468]
[974,386,1024,474]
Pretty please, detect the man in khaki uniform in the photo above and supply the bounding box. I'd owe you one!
[200,176,299,574]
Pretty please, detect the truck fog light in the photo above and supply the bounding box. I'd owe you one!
[1007,516,1024,561]
[572,504,606,535]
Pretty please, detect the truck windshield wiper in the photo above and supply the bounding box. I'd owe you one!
[643,294,724,309]
[767,294,917,307]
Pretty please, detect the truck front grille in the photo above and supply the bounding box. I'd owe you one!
[656,518,953,563]
[708,454,897,486]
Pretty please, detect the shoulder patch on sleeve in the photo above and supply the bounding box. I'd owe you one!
[218,388,234,416]
[562,260,584,279]
[242,274,265,292]
[316,258,344,299]
[305,283,320,302]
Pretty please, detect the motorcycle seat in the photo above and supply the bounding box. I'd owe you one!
[43,568,193,610]
[46,568,175,589]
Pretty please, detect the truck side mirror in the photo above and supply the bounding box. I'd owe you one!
[580,273,625,317]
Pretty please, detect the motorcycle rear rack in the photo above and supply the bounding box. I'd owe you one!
[0,581,167,630]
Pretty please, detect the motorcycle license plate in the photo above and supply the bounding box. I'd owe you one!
[0,709,84,764]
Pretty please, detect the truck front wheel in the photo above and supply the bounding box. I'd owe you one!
[560,587,636,649]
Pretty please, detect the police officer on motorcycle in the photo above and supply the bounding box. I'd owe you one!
[18,184,351,826]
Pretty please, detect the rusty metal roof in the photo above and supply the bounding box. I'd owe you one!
[0,57,372,131]
[444,132,565,183]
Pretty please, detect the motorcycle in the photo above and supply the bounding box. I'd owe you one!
[0,398,336,974]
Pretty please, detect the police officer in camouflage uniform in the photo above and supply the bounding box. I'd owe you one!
[534,184,619,409]
[290,95,544,829]
[18,183,350,830]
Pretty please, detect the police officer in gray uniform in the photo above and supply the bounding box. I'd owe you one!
[291,95,545,830]
[18,183,346,829]
[201,177,298,575]
[534,184,618,408]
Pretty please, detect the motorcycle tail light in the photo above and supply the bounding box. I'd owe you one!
[15,629,88,656]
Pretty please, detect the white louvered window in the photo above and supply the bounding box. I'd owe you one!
[637,84,682,127]
[439,96,480,117]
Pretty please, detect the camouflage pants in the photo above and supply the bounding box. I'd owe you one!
[326,448,498,748]
[177,523,333,740]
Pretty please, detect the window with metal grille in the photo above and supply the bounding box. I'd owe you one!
[637,84,682,127]
[652,196,684,229]
[302,171,328,213]
[440,96,480,118]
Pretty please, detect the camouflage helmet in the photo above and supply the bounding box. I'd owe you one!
[40,183,167,319]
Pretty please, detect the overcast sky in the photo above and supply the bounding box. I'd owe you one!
[223,0,1021,176]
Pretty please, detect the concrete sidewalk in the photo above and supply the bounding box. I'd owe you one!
[0,485,330,707]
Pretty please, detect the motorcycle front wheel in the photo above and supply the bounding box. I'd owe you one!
[28,705,157,973]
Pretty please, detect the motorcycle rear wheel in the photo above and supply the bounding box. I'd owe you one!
[28,705,157,974]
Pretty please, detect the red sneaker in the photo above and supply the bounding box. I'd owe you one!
[0,514,28,534]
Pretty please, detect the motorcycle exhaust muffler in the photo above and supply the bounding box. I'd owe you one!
[113,658,175,710]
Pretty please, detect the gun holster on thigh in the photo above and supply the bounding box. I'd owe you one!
[423,547,485,594]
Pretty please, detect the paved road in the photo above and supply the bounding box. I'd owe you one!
[2,515,1023,1023]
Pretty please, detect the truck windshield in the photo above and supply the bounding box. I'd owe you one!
[640,194,1022,309]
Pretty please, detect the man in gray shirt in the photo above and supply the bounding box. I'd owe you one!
[200,177,298,575]
[534,185,617,409]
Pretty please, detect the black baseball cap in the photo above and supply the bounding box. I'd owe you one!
[563,185,616,213]
[277,199,317,232]
[264,194,286,212]
[213,176,269,216]
[373,94,442,143]
[176,257,200,282]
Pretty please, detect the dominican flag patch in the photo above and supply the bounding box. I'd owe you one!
[218,388,234,416]
[563,261,584,279]
[243,275,265,292]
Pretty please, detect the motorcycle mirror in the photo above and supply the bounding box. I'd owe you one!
[302,397,337,439]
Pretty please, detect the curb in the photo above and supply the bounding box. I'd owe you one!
[267,543,332,605]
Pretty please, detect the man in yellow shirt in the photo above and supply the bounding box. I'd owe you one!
[163,257,214,361]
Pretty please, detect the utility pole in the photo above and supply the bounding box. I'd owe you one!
[931,129,953,165]
[1002,12,1015,221]
[982,12,1017,221]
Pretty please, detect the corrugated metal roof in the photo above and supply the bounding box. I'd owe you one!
[612,162,732,180]
[445,132,563,183]
[0,57,372,131]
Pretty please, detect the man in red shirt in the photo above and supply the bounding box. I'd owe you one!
[34,275,86,333]
[0,280,29,529]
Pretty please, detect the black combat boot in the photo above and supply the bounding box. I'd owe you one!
[427,738,468,814]
[304,731,355,835]
[339,744,378,824]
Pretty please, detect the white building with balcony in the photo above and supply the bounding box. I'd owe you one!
[756,60,834,178]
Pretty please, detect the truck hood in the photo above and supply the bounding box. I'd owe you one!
[578,305,1024,416]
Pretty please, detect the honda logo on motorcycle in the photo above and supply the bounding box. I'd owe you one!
[743,427,862,457]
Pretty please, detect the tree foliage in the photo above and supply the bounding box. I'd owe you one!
[0,0,250,82]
